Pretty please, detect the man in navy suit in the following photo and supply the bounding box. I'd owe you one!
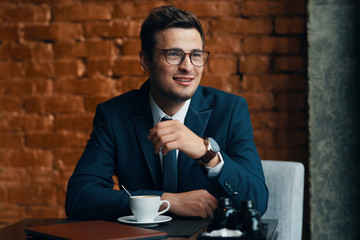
[65,5,268,221]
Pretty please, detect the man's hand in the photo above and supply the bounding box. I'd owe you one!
[148,120,206,159]
[161,190,218,218]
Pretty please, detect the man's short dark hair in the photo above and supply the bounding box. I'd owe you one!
[140,5,205,60]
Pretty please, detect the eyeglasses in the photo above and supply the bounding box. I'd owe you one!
[154,48,210,67]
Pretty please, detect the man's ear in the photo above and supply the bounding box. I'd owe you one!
[139,50,150,72]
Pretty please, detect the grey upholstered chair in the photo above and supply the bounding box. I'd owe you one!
[261,160,305,240]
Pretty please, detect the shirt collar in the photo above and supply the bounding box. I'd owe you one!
[149,91,191,126]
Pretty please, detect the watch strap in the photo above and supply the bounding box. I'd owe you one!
[196,138,217,164]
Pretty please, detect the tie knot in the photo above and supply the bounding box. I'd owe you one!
[161,116,172,122]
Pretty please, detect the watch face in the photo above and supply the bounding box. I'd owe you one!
[208,137,220,152]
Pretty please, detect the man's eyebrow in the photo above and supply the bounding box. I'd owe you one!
[168,48,203,52]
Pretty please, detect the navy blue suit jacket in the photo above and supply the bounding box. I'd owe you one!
[65,80,268,220]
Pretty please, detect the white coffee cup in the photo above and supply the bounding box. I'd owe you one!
[129,195,170,222]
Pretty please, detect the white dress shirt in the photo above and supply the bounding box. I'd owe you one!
[149,91,224,178]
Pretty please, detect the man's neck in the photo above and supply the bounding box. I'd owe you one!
[151,94,187,117]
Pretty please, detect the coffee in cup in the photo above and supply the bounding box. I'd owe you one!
[129,195,170,222]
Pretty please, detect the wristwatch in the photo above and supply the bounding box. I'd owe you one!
[196,137,220,164]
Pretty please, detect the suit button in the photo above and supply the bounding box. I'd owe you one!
[224,180,232,190]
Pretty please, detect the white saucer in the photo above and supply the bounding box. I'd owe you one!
[117,215,172,227]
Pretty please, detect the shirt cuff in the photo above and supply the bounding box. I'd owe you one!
[205,152,224,178]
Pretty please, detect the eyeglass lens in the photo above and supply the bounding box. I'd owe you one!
[165,49,209,67]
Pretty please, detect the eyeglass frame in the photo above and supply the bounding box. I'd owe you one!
[154,48,210,67]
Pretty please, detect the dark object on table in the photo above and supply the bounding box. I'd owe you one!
[199,199,267,239]
[207,197,238,232]
[239,200,264,236]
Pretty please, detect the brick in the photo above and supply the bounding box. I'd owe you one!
[0,25,18,41]
[29,169,59,187]
[251,110,307,129]
[274,37,305,54]
[52,3,112,21]
[54,60,84,77]
[0,133,23,148]
[54,77,113,95]
[242,1,306,17]
[8,186,57,205]
[115,76,147,94]
[54,40,114,58]
[24,61,54,77]
[209,54,238,75]
[9,42,54,61]
[0,204,25,225]
[27,130,88,148]
[201,75,241,94]
[58,169,74,188]
[86,58,113,76]
[113,2,166,18]
[45,95,85,113]
[54,149,84,169]
[24,96,85,113]
[0,44,11,60]
[0,113,54,131]
[122,38,141,56]
[253,129,276,147]
[113,56,145,76]
[0,97,22,112]
[113,175,120,191]
[25,206,60,218]
[200,74,223,90]
[212,18,273,34]
[274,56,305,72]
[243,36,303,54]
[85,96,113,112]
[262,147,308,162]
[55,113,93,131]
[0,168,28,188]
[84,20,131,38]
[275,17,306,34]
[255,146,265,160]
[128,20,143,38]
[24,96,45,113]
[57,188,67,209]
[35,79,52,94]
[29,42,54,59]
[239,92,275,110]
[239,55,270,74]
[290,111,308,128]
[276,93,307,110]
[175,1,241,17]
[0,61,22,79]
[276,130,308,147]
[1,149,53,168]
[242,74,307,91]
[206,36,242,54]
[24,23,83,41]
[251,111,291,129]
[8,43,31,60]
[1,4,50,22]
[0,80,33,95]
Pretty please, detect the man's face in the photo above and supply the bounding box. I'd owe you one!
[144,28,204,107]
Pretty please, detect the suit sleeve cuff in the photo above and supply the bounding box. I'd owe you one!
[205,152,224,178]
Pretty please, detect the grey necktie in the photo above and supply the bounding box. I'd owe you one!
[161,116,177,193]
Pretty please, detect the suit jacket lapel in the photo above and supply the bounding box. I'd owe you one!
[131,81,162,189]
[178,87,213,182]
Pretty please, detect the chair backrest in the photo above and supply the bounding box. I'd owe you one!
[261,160,305,240]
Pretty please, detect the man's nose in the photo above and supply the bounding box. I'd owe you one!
[178,54,193,72]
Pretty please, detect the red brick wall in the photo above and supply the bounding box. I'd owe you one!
[0,0,308,229]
